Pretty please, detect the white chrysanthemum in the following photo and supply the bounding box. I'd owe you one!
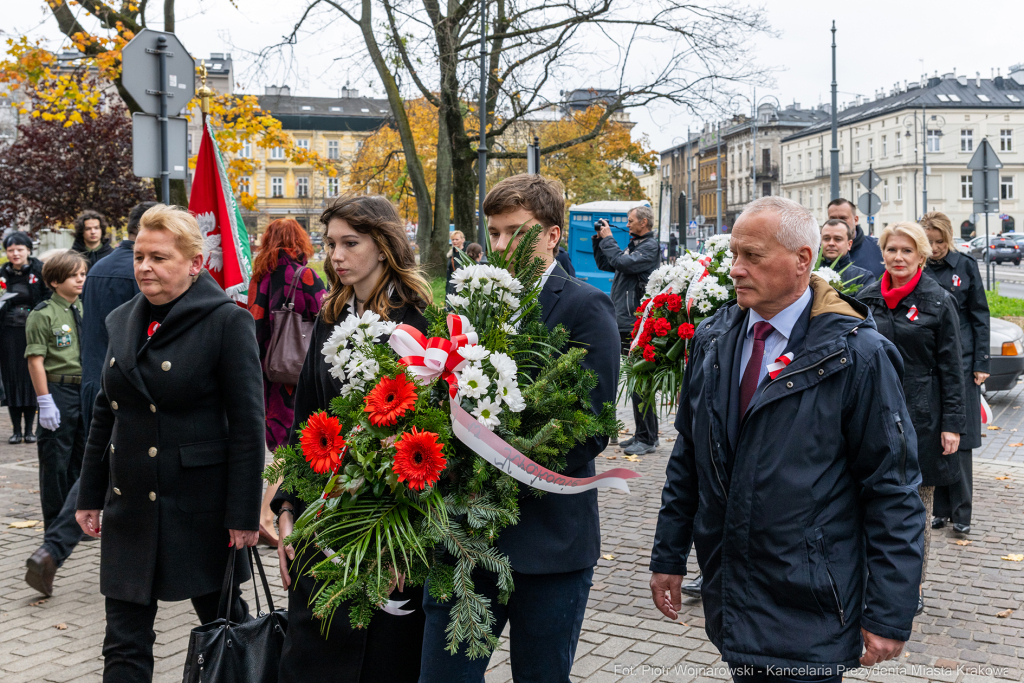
[706,235,732,254]
[380,321,398,336]
[501,322,518,335]
[447,293,470,308]
[459,365,490,398]
[472,397,503,429]
[501,292,521,308]
[488,352,517,380]
[496,378,526,412]
[814,266,842,285]
[458,344,490,362]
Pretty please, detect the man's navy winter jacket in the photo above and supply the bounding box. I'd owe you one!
[850,225,885,278]
[650,275,925,672]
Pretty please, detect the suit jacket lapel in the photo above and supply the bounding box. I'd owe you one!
[539,264,568,325]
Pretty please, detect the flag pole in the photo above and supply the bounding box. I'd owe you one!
[197,60,212,126]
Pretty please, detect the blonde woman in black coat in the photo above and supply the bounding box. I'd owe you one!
[76,204,265,682]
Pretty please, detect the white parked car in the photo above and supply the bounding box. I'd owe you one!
[985,318,1024,391]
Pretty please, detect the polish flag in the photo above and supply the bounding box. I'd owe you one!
[767,352,794,380]
[952,275,962,288]
[981,395,993,425]
[906,305,919,322]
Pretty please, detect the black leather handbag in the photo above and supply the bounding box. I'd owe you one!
[263,267,314,386]
[181,548,288,683]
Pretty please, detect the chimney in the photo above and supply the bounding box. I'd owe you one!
[976,72,981,88]
[279,85,291,96]
[265,85,279,96]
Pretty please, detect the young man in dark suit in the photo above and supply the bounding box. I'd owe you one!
[419,174,619,682]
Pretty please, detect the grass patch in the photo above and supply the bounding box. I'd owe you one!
[986,284,1024,318]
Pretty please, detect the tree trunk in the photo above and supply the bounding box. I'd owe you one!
[430,109,453,279]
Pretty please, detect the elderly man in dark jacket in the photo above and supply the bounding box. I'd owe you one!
[593,205,661,455]
[650,196,925,682]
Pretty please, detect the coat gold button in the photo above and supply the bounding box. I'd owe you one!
[110,444,115,453]
[148,491,156,501]
[148,447,157,457]
[111,401,118,410]
[149,404,157,413]
[113,487,121,495]
[161,361,171,371]
[110,358,115,367]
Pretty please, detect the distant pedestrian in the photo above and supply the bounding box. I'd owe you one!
[857,220,965,615]
[820,218,874,288]
[668,231,678,265]
[446,230,466,294]
[555,244,575,276]
[70,210,114,269]
[0,232,49,444]
[465,242,487,263]
[828,198,884,278]
[922,211,989,535]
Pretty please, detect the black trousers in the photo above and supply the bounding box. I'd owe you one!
[43,477,84,567]
[934,447,973,526]
[103,590,248,683]
[37,383,85,528]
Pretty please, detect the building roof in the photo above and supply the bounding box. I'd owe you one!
[784,70,1024,143]
[659,105,829,156]
[256,91,392,132]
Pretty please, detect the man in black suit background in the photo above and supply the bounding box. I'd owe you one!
[419,174,619,682]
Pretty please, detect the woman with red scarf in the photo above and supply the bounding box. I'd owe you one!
[857,221,965,616]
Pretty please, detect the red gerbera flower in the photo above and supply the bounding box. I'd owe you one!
[300,412,346,474]
[393,428,447,491]
[364,373,418,427]
[678,323,696,340]
[642,345,656,362]
[653,317,672,337]
[666,294,683,313]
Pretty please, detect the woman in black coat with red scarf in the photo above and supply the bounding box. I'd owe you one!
[272,195,432,683]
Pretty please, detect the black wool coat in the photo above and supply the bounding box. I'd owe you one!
[858,272,966,486]
[77,271,266,605]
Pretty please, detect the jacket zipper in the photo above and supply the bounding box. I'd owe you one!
[708,429,728,503]
[895,414,907,485]
[817,537,846,626]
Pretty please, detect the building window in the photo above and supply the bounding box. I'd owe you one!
[798,190,803,205]
[882,179,889,202]
[896,176,903,200]
[296,139,310,151]
[855,141,860,162]
[270,146,284,160]
[188,133,193,155]
[240,140,251,158]
[927,130,940,153]
[818,187,823,209]
[328,140,339,159]
[1002,176,1015,201]
[786,156,791,174]
[296,177,309,197]
[882,135,888,157]
[271,176,284,198]
[896,134,902,155]
[960,175,973,199]
[1001,129,1013,152]
[798,155,803,173]
[961,129,973,153]
[238,176,250,195]
[327,177,340,196]
[807,152,813,173]
[868,138,874,160]
[762,182,771,197]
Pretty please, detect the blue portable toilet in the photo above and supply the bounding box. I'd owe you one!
[567,200,651,295]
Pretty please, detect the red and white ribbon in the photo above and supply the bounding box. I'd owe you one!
[952,275,961,288]
[981,395,993,424]
[767,352,794,380]
[906,305,919,322]
[449,398,640,494]
[685,255,713,316]
[388,314,479,398]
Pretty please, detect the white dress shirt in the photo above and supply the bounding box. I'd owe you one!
[539,260,559,290]
[739,286,812,386]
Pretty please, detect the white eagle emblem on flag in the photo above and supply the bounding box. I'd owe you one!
[196,211,223,272]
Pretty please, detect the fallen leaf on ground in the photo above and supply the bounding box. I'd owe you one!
[8,520,40,529]
[1001,554,1024,562]
[29,599,47,607]
[605,455,617,460]
[996,475,1011,480]
[1007,485,1015,489]
[1008,444,1023,448]
[987,425,1001,430]
[621,454,641,462]
[996,609,1015,618]
[54,623,67,630]
[601,554,615,560]
[955,540,973,546]
[1015,406,1021,409]
[678,621,688,626]
[665,437,676,442]
[619,429,631,435]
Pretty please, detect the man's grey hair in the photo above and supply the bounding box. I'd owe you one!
[739,196,820,256]
[630,205,654,229]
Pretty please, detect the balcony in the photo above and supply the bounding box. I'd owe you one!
[756,164,779,180]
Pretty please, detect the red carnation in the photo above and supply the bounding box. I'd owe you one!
[653,293,668,308]
[678,323,696,340]
[639,330,653,347]
[631,317,642,336]
[666,294,683,313]
[653,317,672,337]
[300,412,346,474]
[638,298,651,313]
[642,345,656,362]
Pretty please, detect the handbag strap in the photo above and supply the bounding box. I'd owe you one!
[248,546,277,614]
[216,549,239,621]
[282,266,308,310]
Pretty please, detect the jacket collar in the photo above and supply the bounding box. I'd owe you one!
[539,262,570,325]
[931,248,961,268]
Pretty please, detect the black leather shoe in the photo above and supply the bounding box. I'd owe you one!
[952,523,971,534]
[8,433,22,444]
[25,547,57,597]
[23,433,37,443]
[916,596,924,616]
[931,517,946,529]
[681,574,703,600]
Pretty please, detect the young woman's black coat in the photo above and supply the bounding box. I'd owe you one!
[857,272,966,486]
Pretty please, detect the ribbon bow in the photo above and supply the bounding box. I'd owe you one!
[388,314,479,398]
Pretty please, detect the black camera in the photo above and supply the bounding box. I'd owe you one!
[594,218,609,232]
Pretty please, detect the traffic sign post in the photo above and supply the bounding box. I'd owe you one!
[131,114,187,180]
[968,139,1003,289]
[122,29,195,202]
[858,165,882,235]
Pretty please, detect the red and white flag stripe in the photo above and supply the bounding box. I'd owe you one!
[906,305,919,321]
[767,352,794,380]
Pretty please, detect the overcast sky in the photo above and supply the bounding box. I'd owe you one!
[6,0,1024,155]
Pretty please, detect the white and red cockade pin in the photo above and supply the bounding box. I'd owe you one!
[28,274,38,284]
[906,305,919,321]
[767,352,794,380]
[952,275,962,287]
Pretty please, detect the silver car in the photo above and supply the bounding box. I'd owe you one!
[985,318,1024,391]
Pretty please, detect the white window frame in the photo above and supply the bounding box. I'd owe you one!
[238,176,250,195]
[241,140,251,158]
[271,176,284,198]
[270,146,284,160]
[296,177,309,198]
[1002,175,1015,201]
[960,174,973,200]
[1001,129,1013,152]
[961,129,973,153]
[927,130,940,153]
[855,141,860,162]
[328,140,339,160]
[896,133,903,156]
[883,179,889,202]
[327,177,340,196]
[869,138,874,160]
[896,176,903,201]
[296,139,310,151]
[882,135,888,157]
[798,155,803,173]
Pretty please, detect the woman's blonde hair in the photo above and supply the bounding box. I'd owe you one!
[919,211,955,252]
[138,204,204,259]
[879,221,931,267]
[450,230,465,242]
[318,194,432,324]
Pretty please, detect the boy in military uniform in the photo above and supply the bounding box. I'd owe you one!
[25,250,88,529]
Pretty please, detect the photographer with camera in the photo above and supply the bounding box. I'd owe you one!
[593,205,661,455]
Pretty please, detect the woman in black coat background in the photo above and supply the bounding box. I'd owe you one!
[0,232,49,443]
[76,205,265,682]
[273,194,432,683]
[922,211,990,534]
[857,220,965,614]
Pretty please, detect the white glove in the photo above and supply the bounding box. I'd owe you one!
[37,394,60,431]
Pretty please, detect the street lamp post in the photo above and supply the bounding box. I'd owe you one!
[829,21,840,200]
[476,0,488,246]
[716,121,723,231]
